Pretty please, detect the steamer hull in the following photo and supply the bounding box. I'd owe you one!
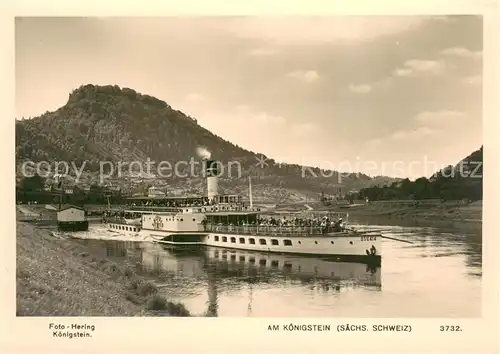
[143,228,381,266]
[204,232,381,266]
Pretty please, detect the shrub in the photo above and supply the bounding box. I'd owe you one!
[165,301,191,317]
[137,282,158,297]
[146,295,167,311]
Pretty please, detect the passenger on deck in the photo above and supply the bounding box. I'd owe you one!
[332,218,344,232]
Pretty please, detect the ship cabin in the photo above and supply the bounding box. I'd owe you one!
[125,193,257,214]
[136,193,263,234]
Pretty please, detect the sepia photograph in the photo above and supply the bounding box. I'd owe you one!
[14,15,484,319]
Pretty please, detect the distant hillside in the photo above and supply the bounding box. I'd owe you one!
[15,84,399,202]
[352,146,483,201]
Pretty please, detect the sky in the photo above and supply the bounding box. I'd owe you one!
[15,16,483,179]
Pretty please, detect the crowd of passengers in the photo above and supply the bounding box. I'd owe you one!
[101,211,142,220]
[206,215,348,233]
[125,198,213,208]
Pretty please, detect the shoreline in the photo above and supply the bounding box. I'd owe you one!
[16,219,193,317]
[331,203,482,233]
[273,201,483,233]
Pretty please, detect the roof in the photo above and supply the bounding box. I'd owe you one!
[126,195,205,200]
[204,211,260,216]
[57,204,86,212]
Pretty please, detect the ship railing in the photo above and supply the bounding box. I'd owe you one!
[125,206,182,213]
[103,217,127,224]
[104,216,142,225]
[203,224,328,236]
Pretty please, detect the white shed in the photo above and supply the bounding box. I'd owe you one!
[57,205,86,222]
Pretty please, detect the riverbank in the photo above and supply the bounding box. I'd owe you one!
[307,200,481,221]
[16,220,191,316]
[329,201,482,232]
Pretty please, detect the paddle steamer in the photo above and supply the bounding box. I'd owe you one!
[105,159,382,266]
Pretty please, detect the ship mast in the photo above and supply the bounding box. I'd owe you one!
[248,176,253,208]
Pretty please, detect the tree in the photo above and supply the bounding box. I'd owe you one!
[20,174,45,192]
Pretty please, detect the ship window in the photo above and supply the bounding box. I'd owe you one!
[181,218,184,221]
[271,239,279,246]
[259,259,266,266]
[284,262,292,269]
[222,236,227,242]
[230,237,236,243]
[239,256,245,262]
[259,239,267,245]
[350,241,353,245]
[315,241,318,244]
[192,218,196,221]
[239,238,245,244]
[283,239,292,246]
[298,241,302,244]
[230,254,236,261]
[249,238,255,244]
[271,260,279,267]
[249,257,255,263]
[185,209,188,212]
[214,236,219,241]
[330,241,334,244]
[214,250,219,257]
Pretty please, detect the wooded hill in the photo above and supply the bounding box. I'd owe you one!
[350,146,483,202]
[15,84,398,200]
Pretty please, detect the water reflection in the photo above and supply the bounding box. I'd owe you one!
[138,244,382,317]
[140,244,381,289]
[350,216,482,277]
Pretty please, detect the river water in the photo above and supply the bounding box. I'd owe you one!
[62,217,482,318]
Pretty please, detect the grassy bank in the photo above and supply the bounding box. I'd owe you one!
[306,200,481,221]
[345,201,481,222]
[16,220,191,316]
[325,201,482,233]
